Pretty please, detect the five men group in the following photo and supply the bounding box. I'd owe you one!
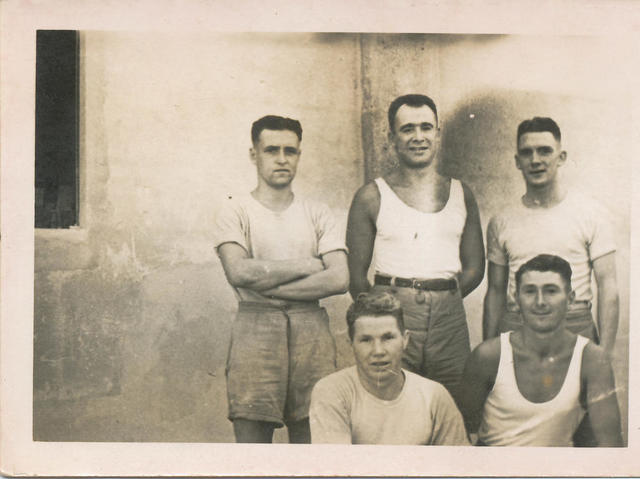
[213,94,623,446]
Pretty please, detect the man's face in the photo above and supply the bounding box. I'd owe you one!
[389,104,440,169]
[516,270,574,334]
[515,132,566,188]
[250,129,301,189]
[352,314,409,387]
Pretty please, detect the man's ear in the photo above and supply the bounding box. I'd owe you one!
[249,147,256,164]
[402,330,410,350]
[515,154,522,171]
[568,289,576,304]
[558,150,567,166]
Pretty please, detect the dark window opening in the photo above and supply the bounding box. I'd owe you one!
[35,30,79,228]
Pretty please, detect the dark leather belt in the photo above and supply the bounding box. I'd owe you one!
[374,274,457,291]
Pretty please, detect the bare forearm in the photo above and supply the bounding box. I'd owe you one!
[230,257,324,291]
[483,291,505,340]
[263,267,349,301]
[459,265,483,298]
[348,272,371,300]
[597,289,619,353]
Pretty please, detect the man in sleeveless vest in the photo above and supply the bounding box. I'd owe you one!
[483,117,618,352]
[214,115,349,443]
[309,291,468,445]
[346,94,485,405]
[483,117,619,445]
[460,254,622,446]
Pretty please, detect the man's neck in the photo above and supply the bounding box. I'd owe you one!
[520,325,570,360]
[392,162,443,187]
[523,181,567,208]
[251,184,294,212]
[358,368,406,401]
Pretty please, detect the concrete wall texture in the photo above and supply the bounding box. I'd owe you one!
[34,33,631,443]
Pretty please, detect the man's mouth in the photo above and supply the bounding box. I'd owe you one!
[370,361,390,368]
[409,147,429,153]
[273,169,290,173]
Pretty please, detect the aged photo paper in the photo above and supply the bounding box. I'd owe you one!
[1,0,639,475]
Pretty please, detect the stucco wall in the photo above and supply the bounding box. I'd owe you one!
[34,32,363,442]
[34,33,631,443]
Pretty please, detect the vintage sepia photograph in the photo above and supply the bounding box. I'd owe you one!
[2,0,639,476]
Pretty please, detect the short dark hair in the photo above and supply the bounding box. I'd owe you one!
[517,117,561,144]
[251,115,302,144]
[515,254,573,292]
[388,94,438,132]
[346,291,404,341]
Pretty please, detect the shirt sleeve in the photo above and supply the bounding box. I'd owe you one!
[585,200,616,261]
[311,201,348,257]
[309,378,352,444]
[486,215,507,266]
[429,385,470,446]
[213,198,249,252]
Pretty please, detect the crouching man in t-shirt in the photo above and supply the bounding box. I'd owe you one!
[309,291,469,445]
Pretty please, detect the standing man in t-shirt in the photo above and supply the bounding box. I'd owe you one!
[346,94,485,404]
[483,117,618,353]
[214,115,349,443]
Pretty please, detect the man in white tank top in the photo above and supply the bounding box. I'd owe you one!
[346,94,485,405]
[460,254,622,446]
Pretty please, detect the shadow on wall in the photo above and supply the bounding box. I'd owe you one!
[440,89,558,219]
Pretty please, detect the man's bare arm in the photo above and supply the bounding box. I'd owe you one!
[261,250,349,301]
[346,183,380,299]
[581,343,623,446]
[217,242,324,291]
[459,338,500,435]
[483,261,508,340]
[459,183,485,297]
[592,252,619,354]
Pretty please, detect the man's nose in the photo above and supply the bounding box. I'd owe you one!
[413,127,425,141]
[530,152,543,164]
[276,150,287,163]
[535,290,546,307]
[372,339,385,355]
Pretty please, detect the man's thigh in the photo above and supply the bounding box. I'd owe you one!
[226,305,289,425]
[285,307,336,423]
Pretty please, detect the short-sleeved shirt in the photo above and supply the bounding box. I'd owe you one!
[214,192,346,305]
[309,366,469,445]
[487,190,615,307]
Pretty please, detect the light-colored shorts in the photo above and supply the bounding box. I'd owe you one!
[371,284,470,404]
[226,301,337,426]
[499,302,599,343]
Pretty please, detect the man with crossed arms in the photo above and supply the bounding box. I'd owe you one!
[215,115,348,443]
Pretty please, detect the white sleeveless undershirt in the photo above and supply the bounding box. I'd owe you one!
[478,332,588,446]
[373,177,466,279]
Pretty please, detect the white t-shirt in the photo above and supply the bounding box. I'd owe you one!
[309,366,469,445]
[487,189,615,307]
[213,193,346,305]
